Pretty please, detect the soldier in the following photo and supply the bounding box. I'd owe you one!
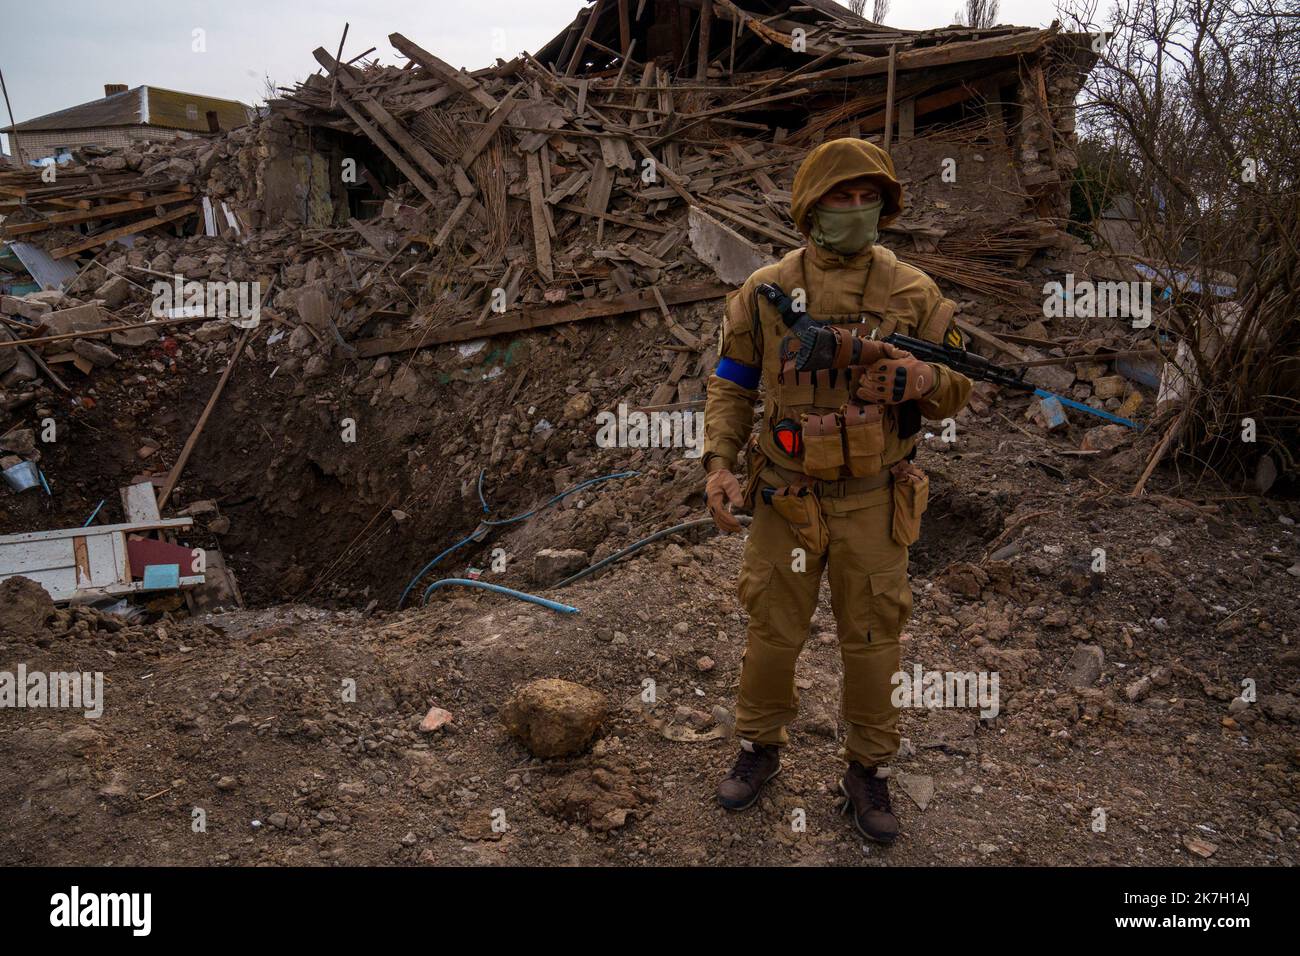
[702,138,972,843]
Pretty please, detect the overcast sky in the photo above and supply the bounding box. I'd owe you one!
[1,0,1069,153]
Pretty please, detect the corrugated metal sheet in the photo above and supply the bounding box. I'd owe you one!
[6,241,79,290]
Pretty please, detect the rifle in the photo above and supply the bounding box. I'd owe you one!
[755,281,1141,430]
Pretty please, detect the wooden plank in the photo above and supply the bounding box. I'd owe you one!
[525,151,554,282]
[49,204,197,259]
[1,192,193,238]
[883,43,897,150]
[0,518,193,545]
[389,33,498,110]
[898,97,915,140]
[157,324,255,511]
[354,281,730,357]
[0,313,215,352]
[954,317,1031,362]
[458,85,521,169]
[587,161,615,216]
[652,285,702,349]
[697,0,714,81]
[618,0,632,55]
[329,86,442,208]
[649,351,692,406]
[1029,62,1060,170]
[804,28,1057,83]
[432,195,474,247]
[120,482,162,524]
[554,202,669,234]
[727,142,778,193]
[314,48,448,183]
[566,0,606,75]
[633,141,694,206]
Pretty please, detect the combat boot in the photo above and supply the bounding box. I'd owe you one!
[840,761,899,844]
[716,741,781,810]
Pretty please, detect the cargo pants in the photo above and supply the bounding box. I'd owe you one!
[734,478,912,767]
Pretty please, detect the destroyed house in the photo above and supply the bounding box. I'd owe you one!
[233,0,1096,355]
[5,84,253,165]
[534,0,1096,217]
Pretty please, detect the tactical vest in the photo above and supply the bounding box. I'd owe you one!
[755,245,956,479]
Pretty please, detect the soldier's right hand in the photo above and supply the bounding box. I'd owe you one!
[705,468,744,534]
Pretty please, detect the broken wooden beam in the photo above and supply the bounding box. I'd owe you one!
[1,192,193,238]
[329,85,442,208]
[314,47,448,183]
[353,281,730,357]
[389,33,498,111]
[49,204,197,259]
[457,85,521,169]
[157,323,256,511]
[525,151,554,283]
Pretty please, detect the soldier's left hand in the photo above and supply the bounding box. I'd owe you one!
[855,345,934,404]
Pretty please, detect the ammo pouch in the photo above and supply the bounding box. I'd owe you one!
[741,436,769,512]
[840,403,885,477]
[800,412,844,479]
[890,459,930,547]
[766,484,829,556]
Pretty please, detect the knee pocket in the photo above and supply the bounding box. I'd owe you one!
[737,557,775,618]
[867,566,912,642]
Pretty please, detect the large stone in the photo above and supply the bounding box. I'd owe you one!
[0,428,36,455]
[1074,361,1108,383]
[0,576,56,638]
[287,324,315,352]
[1024,349,1076,393]
[303,354,329,379]
[502,678,606,758]
[1092,375,1127,400]
[193,320,232,344]
[1066,644,1105,688]
[563,392,594,422]
[42,304,105,336]
[1081,423,1132,453]
[94,275,131,309]
[72,338,120,368]
[1,351,36,385]
[111,325,159,348]
[1,295,50,319]
[532,548,588,584]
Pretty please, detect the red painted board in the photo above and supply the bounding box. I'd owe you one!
[126,536,200,579]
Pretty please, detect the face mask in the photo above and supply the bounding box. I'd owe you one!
[809,199,882,255]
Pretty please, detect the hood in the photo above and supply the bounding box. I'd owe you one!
[790,138,903,237]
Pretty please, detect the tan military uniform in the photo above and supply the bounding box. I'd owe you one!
[702,139,972,767]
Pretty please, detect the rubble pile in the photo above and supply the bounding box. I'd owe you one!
[3,2,1175,613]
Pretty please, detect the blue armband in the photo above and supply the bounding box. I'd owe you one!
[715,357,760,390]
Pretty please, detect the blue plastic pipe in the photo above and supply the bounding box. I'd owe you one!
[1033,388,1142,430]
[420,578,579,614]
[396,469,639,609]
[83,499,105,527]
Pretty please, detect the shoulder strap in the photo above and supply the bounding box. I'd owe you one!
[919,297,956,344]
[860,246,897,320]
[772,247,806,290]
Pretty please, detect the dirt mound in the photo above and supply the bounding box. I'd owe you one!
[0,577,55,638]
